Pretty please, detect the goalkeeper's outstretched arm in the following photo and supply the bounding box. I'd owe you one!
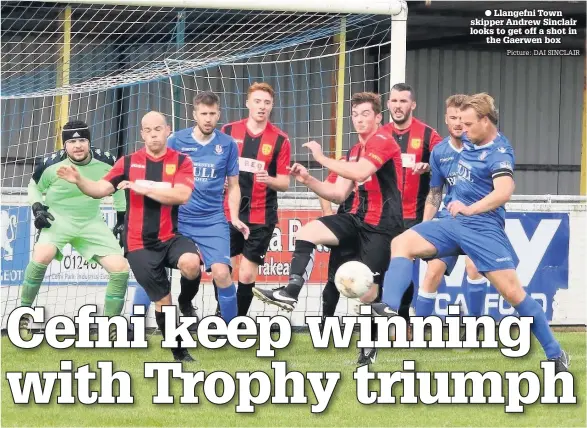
[57,165,115,199]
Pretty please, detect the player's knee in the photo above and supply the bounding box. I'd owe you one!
[107,256,129,274]
[211,264,231,286]
[465,258,482,280]
[390,233,410,256]
[154,294,172,312]
[492,271,525,305]
[178,253,201,280]
[296,220,323,242]
[32,244,57,265]
[238,262,257,284]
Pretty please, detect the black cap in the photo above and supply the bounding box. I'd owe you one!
[62,120,91,144]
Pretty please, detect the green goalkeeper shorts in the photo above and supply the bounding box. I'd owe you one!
[36,217,122,262]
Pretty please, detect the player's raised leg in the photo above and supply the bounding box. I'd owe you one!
[454,93,567,371]
[372,226,447,316]
[253,218,341,311]
[254,93,404,313]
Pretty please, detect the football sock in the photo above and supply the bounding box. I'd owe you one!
[236,281,255,317]
[178,275,201,309]
[213,280,220,315]
[382,257,414,312]
[322,280,340,317]
[514,294,562,359]
[217,283,238,323]
[466,276,487,317]
[155,310,185,355]
[104,271,129,316]
[410,261,420,307]
[131,285,151,316]
[415,290,437,317]
[398,282,415,321]
[284,240,316,299]
[21,261,48,306]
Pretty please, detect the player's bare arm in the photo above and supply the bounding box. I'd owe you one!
[255,170,289,192]
[57,165,115,198]
[118,181,191,205]
[303,141,377,183]
[423,185,443,221]
[448,175,515,217]
[319,196,334,216]
[227,175,250,239]
[289,163,353,204]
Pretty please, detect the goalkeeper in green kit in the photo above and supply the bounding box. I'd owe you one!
[20,120,130,331]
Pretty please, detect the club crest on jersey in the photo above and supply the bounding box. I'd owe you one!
[165,164,176,175]
[478,151,488,160]
[214,144,224,155]
[262,144,273,156]
[498,146,507,153]
[410,138,421,149]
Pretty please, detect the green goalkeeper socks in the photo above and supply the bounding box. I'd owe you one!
[104,271,129,316]
[21,261,48,306]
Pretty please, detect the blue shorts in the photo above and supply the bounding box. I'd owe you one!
[412,217,519,273]
[178,218,231,272]
[439,256,458,275]
[431,214,458,275]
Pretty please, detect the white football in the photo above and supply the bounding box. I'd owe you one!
[334,261,375,299]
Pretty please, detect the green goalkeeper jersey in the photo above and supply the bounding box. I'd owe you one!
[28,148,126,223]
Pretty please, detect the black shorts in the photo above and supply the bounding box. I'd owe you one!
[126,235,200,302]
[319,213,403,287]
[230,223,275,266]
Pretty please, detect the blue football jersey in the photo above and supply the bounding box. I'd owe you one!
[455,133,514,225]
[429,137,462,218]
[168,128,239,219]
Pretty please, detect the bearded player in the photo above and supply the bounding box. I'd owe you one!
[381,83,443,321]
[373,93,569,373]
[416,94,486,319]
[20,121,129,334]
[253,92,404,365]
[129,92,249,327]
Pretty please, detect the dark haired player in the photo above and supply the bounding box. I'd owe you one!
[253,92,404,364]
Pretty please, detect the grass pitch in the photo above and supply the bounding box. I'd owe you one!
[1,332,585,427]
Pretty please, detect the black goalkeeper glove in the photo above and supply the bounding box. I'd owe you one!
[113,211,125,248]
[31,202,55,230]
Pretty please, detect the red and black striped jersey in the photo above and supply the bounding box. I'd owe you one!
[381,118,442,222]
[103,147,194,252]
[221,119,291,225]
[347,128,403,230]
